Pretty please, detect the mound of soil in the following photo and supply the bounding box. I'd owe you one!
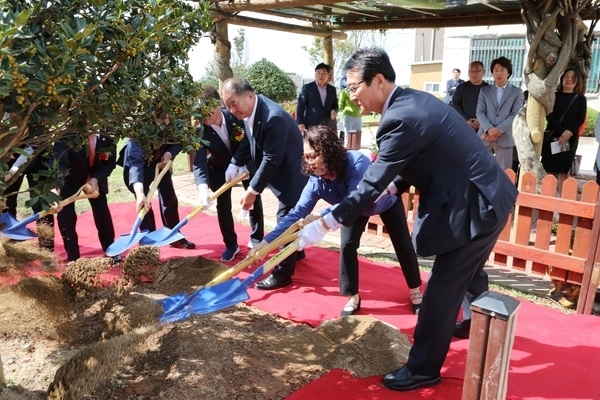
[0,248,410,399]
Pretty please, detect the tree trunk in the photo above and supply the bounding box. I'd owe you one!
[518,0,596,183]
[211,20,233,85]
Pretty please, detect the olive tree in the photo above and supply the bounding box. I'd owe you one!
[0,0,214,208]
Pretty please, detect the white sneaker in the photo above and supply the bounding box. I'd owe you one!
[247,239,260,249]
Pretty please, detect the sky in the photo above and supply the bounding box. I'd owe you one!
[187,13,416,86]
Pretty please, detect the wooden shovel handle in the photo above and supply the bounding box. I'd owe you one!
[187,172,249,220]
[43,184,99,216]
[136,160,173,219]
[205,232,300,288]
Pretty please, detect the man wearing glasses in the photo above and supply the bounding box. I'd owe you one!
[298,48,517,391]
[451,61,488,132]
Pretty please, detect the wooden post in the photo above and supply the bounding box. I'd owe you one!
[462,291,520,400]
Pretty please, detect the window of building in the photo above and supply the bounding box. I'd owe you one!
[424,82,440,93]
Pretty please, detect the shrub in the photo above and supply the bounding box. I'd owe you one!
[583,107,599,137]
[245,59,297,103]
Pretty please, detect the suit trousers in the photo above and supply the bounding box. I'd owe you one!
[216,182,264,249]
[405,213,507,376]
[339,198,422,296]
[271,200,297,278]
[123,165,180,232]
[57,181,115,261]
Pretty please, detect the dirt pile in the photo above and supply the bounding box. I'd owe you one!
[0,253,411,399]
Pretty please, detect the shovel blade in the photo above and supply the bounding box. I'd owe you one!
[0,213,37,240]
[105,230,149,256]
[139,228,185,247]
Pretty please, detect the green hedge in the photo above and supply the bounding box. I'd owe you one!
[583,107,599,137]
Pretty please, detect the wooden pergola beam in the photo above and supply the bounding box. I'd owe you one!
[214,0,340,13]
[331,11,524,30]
[213,12,347,39]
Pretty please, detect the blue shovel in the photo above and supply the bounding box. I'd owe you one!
[140,172,249,247]
[105,161,172,256]
[0,183,99,239]
[158,233,300,322]
[0,212,37,240]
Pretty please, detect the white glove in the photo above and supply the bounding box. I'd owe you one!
[237,208,249,222]
[385,182,398,196]
[197,183,209,207]
[298,219,329,250]
[225,163,240,182]
[238,166,250,180]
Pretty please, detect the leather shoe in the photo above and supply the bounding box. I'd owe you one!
[169,239,196,249]
[296,250,306,261]
[107,254,123,264]
[254,274,292,290]
[382,366,441,391]
[341,295,361,316]
[453,319,471,339]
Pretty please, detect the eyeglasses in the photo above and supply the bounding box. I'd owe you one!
[348,80,365,94]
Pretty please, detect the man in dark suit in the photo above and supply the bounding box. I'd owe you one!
[296,63,338,132]
[193,86,264,262]
[298,48,518,391]
[53,132,118,262]
[120,114,195,250]
[222,77,308,290]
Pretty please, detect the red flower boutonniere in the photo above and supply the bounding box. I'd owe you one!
[230,123,245,143]
[97,152,111,161]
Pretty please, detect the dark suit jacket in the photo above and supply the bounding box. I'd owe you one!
[120,139,182,188]
[193,109,248,191]
[296,81,338,128]
[53,134,117,194]
[231,95,307,207]
[331,87,518,257]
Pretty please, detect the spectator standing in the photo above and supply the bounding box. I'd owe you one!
[192,87,264,262]
[476,56,524,171]
[119,114,195,250]
[222,78,308,290]
[540,67,587,191]
[249,125,423,315]
[52,132,119,262]
[296,63,338,132]
[338,76,363,150]
[444,68,464,104]
[298,48,518,391]
[451,61,488,132]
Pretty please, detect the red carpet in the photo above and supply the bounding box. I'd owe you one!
[2,203,600,399]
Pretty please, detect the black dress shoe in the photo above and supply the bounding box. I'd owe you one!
[107,254,123,264]
[382,366,441,391]
[453,319,471,339]
[169,239,196,249]
[254,274,292,290]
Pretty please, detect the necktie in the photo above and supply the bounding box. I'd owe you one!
[88,134,96,167]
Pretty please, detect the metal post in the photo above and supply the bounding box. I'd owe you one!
[462,291,520,400]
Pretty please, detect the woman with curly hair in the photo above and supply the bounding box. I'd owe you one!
[249,125,423,316]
